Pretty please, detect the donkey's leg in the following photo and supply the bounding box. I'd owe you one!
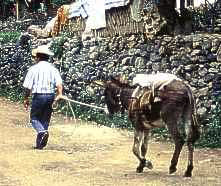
[166,122,185,174]
[183,102,200,177]
[184,124,200,177]
[132,128,145,173]
[183,114,199,177]
[141,129,153,170]
[162,105,185,175]
[184,141,194,177]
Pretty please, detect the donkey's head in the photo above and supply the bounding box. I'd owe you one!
[93,75,129,116]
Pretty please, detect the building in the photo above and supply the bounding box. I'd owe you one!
[176,0,217,11]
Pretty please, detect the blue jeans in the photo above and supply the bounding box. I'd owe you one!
[31,94,55,133]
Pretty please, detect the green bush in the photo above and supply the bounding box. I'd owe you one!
[0,87,23,103]
[50,34,67,59]
[196,96,221,148]
[0,32,20,44]
[51,0,72,6]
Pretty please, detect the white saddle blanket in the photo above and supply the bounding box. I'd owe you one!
[133,73,181,89]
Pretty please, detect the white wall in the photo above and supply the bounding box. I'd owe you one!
[194,0,216,7]
[176,0,217,13]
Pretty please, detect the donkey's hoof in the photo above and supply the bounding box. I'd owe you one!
[184,171,192,177]
[136,166,144,173]
[169,167,177,174]
[184,165,193,177]
[146,161,153,169]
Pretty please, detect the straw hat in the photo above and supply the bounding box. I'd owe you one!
[32,45,54,57]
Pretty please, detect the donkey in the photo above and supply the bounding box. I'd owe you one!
[96,73,200,177]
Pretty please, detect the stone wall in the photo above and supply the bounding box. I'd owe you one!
[1,32,221,122]
[57,33,221,118]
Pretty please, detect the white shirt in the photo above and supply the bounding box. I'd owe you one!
[23,61,62,94]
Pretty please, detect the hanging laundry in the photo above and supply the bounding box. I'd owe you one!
[85,0,106,30]
[105,0,130,10]
[68,0,88,19]
[43,16,57,36]
[29,0,133,38]
[52,5,70,37]
[130,0,144,22]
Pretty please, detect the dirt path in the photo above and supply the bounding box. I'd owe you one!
[0,97,221,186]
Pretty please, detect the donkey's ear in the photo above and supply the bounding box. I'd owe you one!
[91,80,106,88]
[110,75,117,81]
[111,75,128,85]
[110,75,121,83]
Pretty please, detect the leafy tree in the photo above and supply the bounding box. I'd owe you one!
[0,0,15,18]
[51,0,72,6]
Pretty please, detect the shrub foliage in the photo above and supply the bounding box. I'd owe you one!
[196,96,221,148]
[0,32,20,44]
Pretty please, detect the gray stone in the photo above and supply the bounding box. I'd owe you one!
[134,57,145,68]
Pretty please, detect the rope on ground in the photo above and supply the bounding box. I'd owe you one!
[67,99,76,122]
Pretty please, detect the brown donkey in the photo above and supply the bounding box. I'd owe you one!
[96,73,200,177]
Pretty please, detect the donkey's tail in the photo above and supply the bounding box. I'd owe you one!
[185,82,201,141]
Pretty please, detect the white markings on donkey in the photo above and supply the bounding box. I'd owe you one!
[95,73,200,177]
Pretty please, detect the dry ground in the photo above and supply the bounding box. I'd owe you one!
[0,97,221,186]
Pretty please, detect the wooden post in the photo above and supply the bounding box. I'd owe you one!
[16,0,19,20]
[180,0,185,11]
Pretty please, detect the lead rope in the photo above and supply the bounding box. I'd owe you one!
[27,96,108,126]
[55,96,109,121]
[26,108,32,127]
[67,98,76,122]
[60,96,107,111]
